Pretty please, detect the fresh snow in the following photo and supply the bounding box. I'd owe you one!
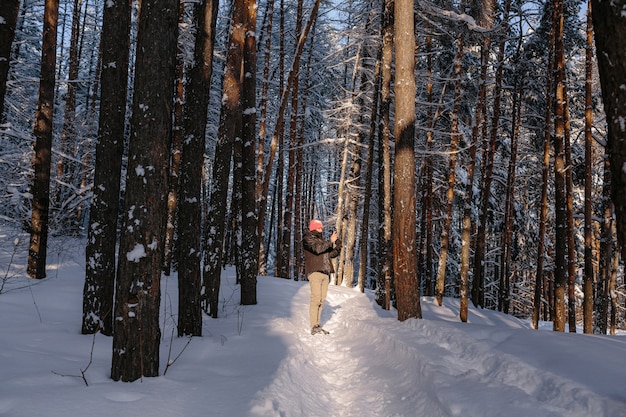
[126,243,146,262]
[1,233,625,417]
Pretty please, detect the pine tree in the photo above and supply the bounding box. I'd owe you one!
[177,0,219,336]
[111,0,179,381]
[591,0,626,266]
[393,0,420,321]
[82,0,131,336]
[27,0,60,279]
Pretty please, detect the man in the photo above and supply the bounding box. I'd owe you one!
[302,219,341,335]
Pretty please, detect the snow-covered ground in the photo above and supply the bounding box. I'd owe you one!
[1,232,625,417]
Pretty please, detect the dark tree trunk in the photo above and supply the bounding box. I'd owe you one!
[203,0,245,317]
[239,0,258,304]
[27,0,59,279]
[532,5,556,330]
[499,83,522,315]
[552,0,567,332]
[177,0,219,336]
[595,158,613,334]
[469,0,495,308]
[0,0,20,121]
[592,0,626,265]
[163,3,186,277]
[111,0,179,381]
[82,0,131,336]
[255,0,276,276]
[582,0,594,334]
[376,0,393,310]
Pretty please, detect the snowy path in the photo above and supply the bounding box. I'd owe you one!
[248,283,625,417]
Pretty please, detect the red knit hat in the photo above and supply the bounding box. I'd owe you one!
[308,219,323,231]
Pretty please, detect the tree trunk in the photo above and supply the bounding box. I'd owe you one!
[111,0,179,381]
[203,0,245,316]
[358,49,381,293]
[177,0,219,336]
[273,0,286,278]
[278,0,304,280]
[582,0,594,335]
[27,0,59,279]
[82,0,131,335]
[239,0,258,304]
[256,0,276,276]
[499,82,522,315]
[376,0,393,309]
[469,0,495,309]
[591,0,626,267]
[163,3,186,277]
[552,0,567,332]
[459,81,476,322]
[531,5,556,329]
[563,85,577,333]
[491,0,514,313]
[0,0,21,121]
[420,33,434,297]
[393,0,420,321]
[595,156,612,334]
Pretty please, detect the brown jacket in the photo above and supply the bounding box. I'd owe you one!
[302,230,341,276]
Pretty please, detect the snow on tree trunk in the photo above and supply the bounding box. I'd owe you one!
[111,0,178,381]
[82,0,131,336]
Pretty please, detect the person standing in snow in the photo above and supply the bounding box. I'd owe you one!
[302,219,341,335]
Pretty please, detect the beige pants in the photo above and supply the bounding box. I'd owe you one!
[308,272,329,328]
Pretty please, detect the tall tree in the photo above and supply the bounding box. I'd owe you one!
[278,0,305,281]
[0,0,21,121]
[499,81,523,315]
[531,3,556,329]
[203,0,245,317]
[461,0,493,319]
[82,0,131,335]
[163,3,186,277]
[582,0,594,334]
[552,0,568,332]
[27,0,60,279]
[592,0,626,264]
[239,0,258,304]
[358,50,381,293]
[177,0,219,336]
[376,0,393,310]
[111,0,179,381]
[273,0,286,278]
[469,0,495,310]
[595,157,613,334]
[256,0,276,276]
[563,85,577,332]
[393,0,420,321]
[419,31,434,297]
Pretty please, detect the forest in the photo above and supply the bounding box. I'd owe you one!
[0,0,625,382]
